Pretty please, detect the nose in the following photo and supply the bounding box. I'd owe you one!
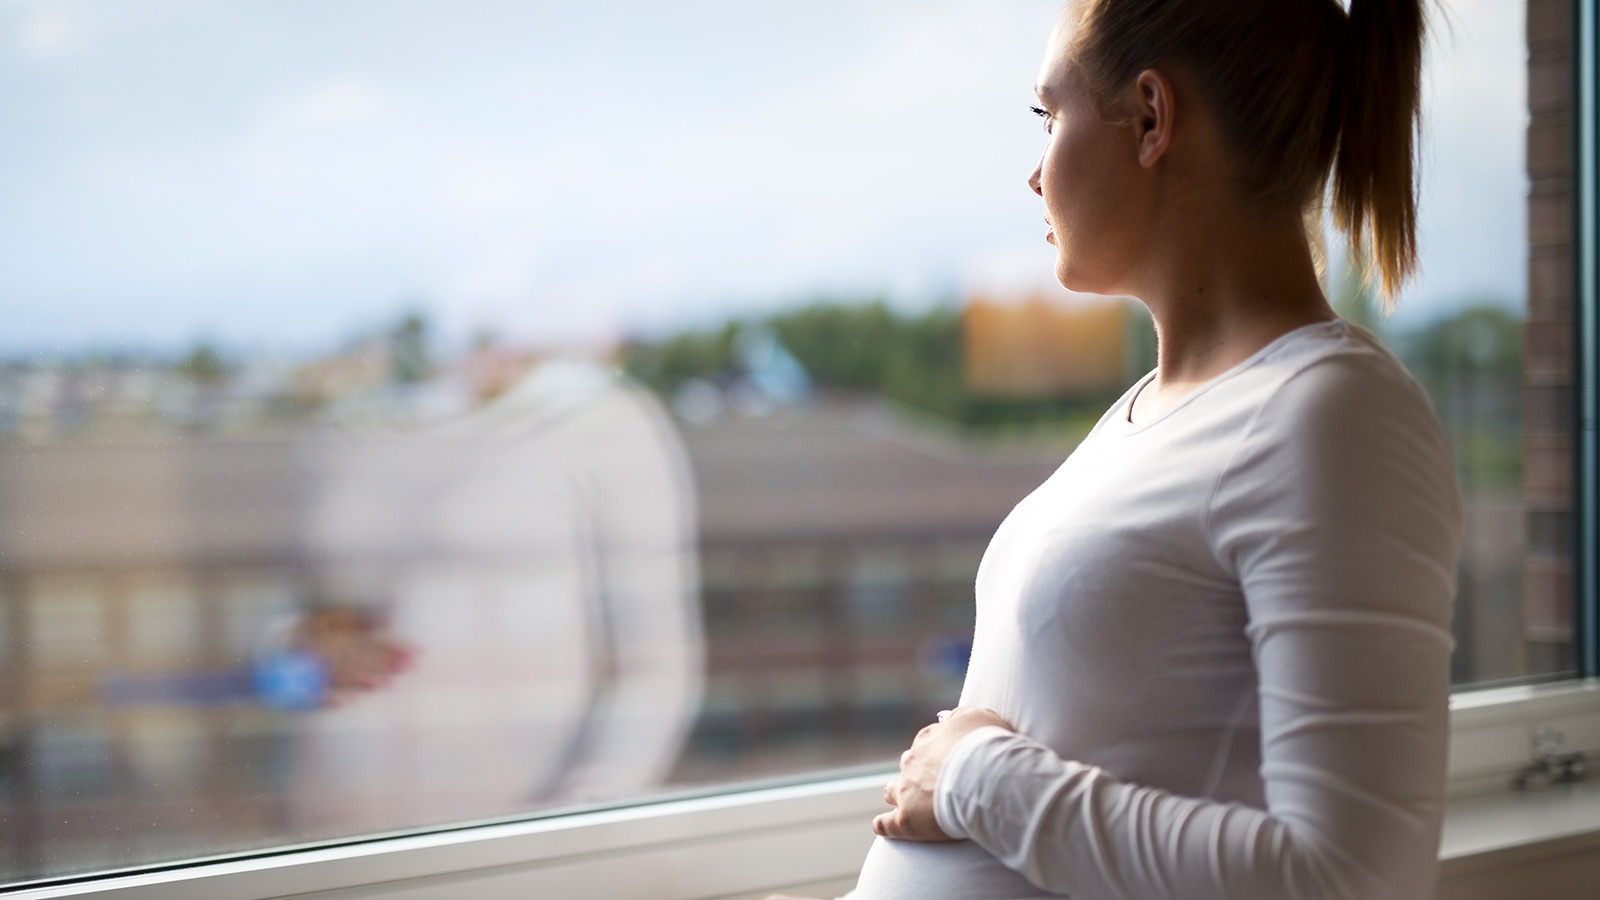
[1028,155,1043,197]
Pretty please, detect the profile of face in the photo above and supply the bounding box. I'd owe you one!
[1029,7,1170,296]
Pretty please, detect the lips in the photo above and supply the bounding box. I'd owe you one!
[1045,216,1055,245]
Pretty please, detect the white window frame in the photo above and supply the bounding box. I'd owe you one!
[7,678,1598,900]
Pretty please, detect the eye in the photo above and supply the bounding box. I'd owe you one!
[1031,105,1053,135]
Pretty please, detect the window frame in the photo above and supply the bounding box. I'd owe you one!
[5,1,1600,897]
[2,681,1596,900]
[1576,0,1600,679]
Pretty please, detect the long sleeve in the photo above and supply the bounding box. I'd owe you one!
[932,356,1465,900]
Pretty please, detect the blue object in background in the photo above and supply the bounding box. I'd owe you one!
[919,635,972,680]
[100,650,330,711]
[252,650,330,711]
[737,326,812,406]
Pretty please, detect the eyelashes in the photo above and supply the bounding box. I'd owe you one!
[1031,105,1052,134]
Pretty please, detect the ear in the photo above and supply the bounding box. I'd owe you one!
[1130,68,1174,168]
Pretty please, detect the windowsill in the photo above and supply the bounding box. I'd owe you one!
[14,777,1600,900]
[8,681,1600,899]
[1440,779,1600,873]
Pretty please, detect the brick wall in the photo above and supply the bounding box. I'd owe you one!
[1522,0,1576,671]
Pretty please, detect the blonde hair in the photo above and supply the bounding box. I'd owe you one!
[1067,0,1424,309]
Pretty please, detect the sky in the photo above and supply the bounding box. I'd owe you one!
[0,0,1528,356]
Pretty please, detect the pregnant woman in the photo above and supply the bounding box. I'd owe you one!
[772,0,1462,898]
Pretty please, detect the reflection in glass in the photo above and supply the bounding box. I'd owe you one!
[286,357,704,832]
[0,0,1574,885]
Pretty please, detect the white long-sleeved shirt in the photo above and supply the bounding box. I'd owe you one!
[839,317,1464,900]
[289,360,704,834]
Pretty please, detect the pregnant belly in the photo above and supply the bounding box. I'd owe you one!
[840,836,1065,900]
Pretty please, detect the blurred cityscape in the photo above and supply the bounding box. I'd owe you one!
[0,283,1553,882]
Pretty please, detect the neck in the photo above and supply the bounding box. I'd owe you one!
[1129,201,1338,388]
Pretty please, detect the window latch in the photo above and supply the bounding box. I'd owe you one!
[1511,725,1590,791]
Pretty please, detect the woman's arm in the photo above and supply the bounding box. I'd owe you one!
[929,357,1464,900]
[540,385,707,802]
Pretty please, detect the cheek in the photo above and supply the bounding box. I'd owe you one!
[1042,129,1136,287]
[1043,138,1111,238]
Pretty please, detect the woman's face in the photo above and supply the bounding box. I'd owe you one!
[1029,16,1151,295]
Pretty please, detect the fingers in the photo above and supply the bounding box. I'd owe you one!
[872,807,929,841]
[391,642,418,671]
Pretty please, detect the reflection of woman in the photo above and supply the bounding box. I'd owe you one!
[287,358,703,836]
[779,2,1462,899]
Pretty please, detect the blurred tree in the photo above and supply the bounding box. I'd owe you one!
[178,341,228,385]
[1402,303,1524,387]
[1397,302,1525,488]
[622,294,1524,447]
[623,299,1115,432]
[622,321,741,396]
[769,300,899,389]
[389,312,432,384]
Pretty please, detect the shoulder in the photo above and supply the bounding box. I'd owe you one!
[1210,321,1462,524]
[1251,321,1443,446]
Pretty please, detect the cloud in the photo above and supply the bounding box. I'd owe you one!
[17,8,78,61]
[0,0,1538,351]
[284,78,389,129]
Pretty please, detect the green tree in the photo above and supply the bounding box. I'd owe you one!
[1397,302,1524,488]
[622,321,741,395]
[624,297,1120,433]
[178,341,228,385]
[389,312,432,384]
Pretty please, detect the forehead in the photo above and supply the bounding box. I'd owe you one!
[1037,1,1087,99]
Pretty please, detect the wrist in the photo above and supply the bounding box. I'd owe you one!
[933,724,1014,840]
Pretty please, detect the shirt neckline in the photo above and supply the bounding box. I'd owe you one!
[1115,317,1348,436]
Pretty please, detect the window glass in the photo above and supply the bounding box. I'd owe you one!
[0,0,1576,884]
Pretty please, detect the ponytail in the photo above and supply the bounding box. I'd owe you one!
[1070,0,1428,310]
[1331,0,1427,308]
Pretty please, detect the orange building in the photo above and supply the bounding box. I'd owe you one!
[963,294,1131,397]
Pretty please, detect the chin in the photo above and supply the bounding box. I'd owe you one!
[1055,254,1119,297]
[1054,258,1092,294]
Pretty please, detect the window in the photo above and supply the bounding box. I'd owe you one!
[0,0,1594,893]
